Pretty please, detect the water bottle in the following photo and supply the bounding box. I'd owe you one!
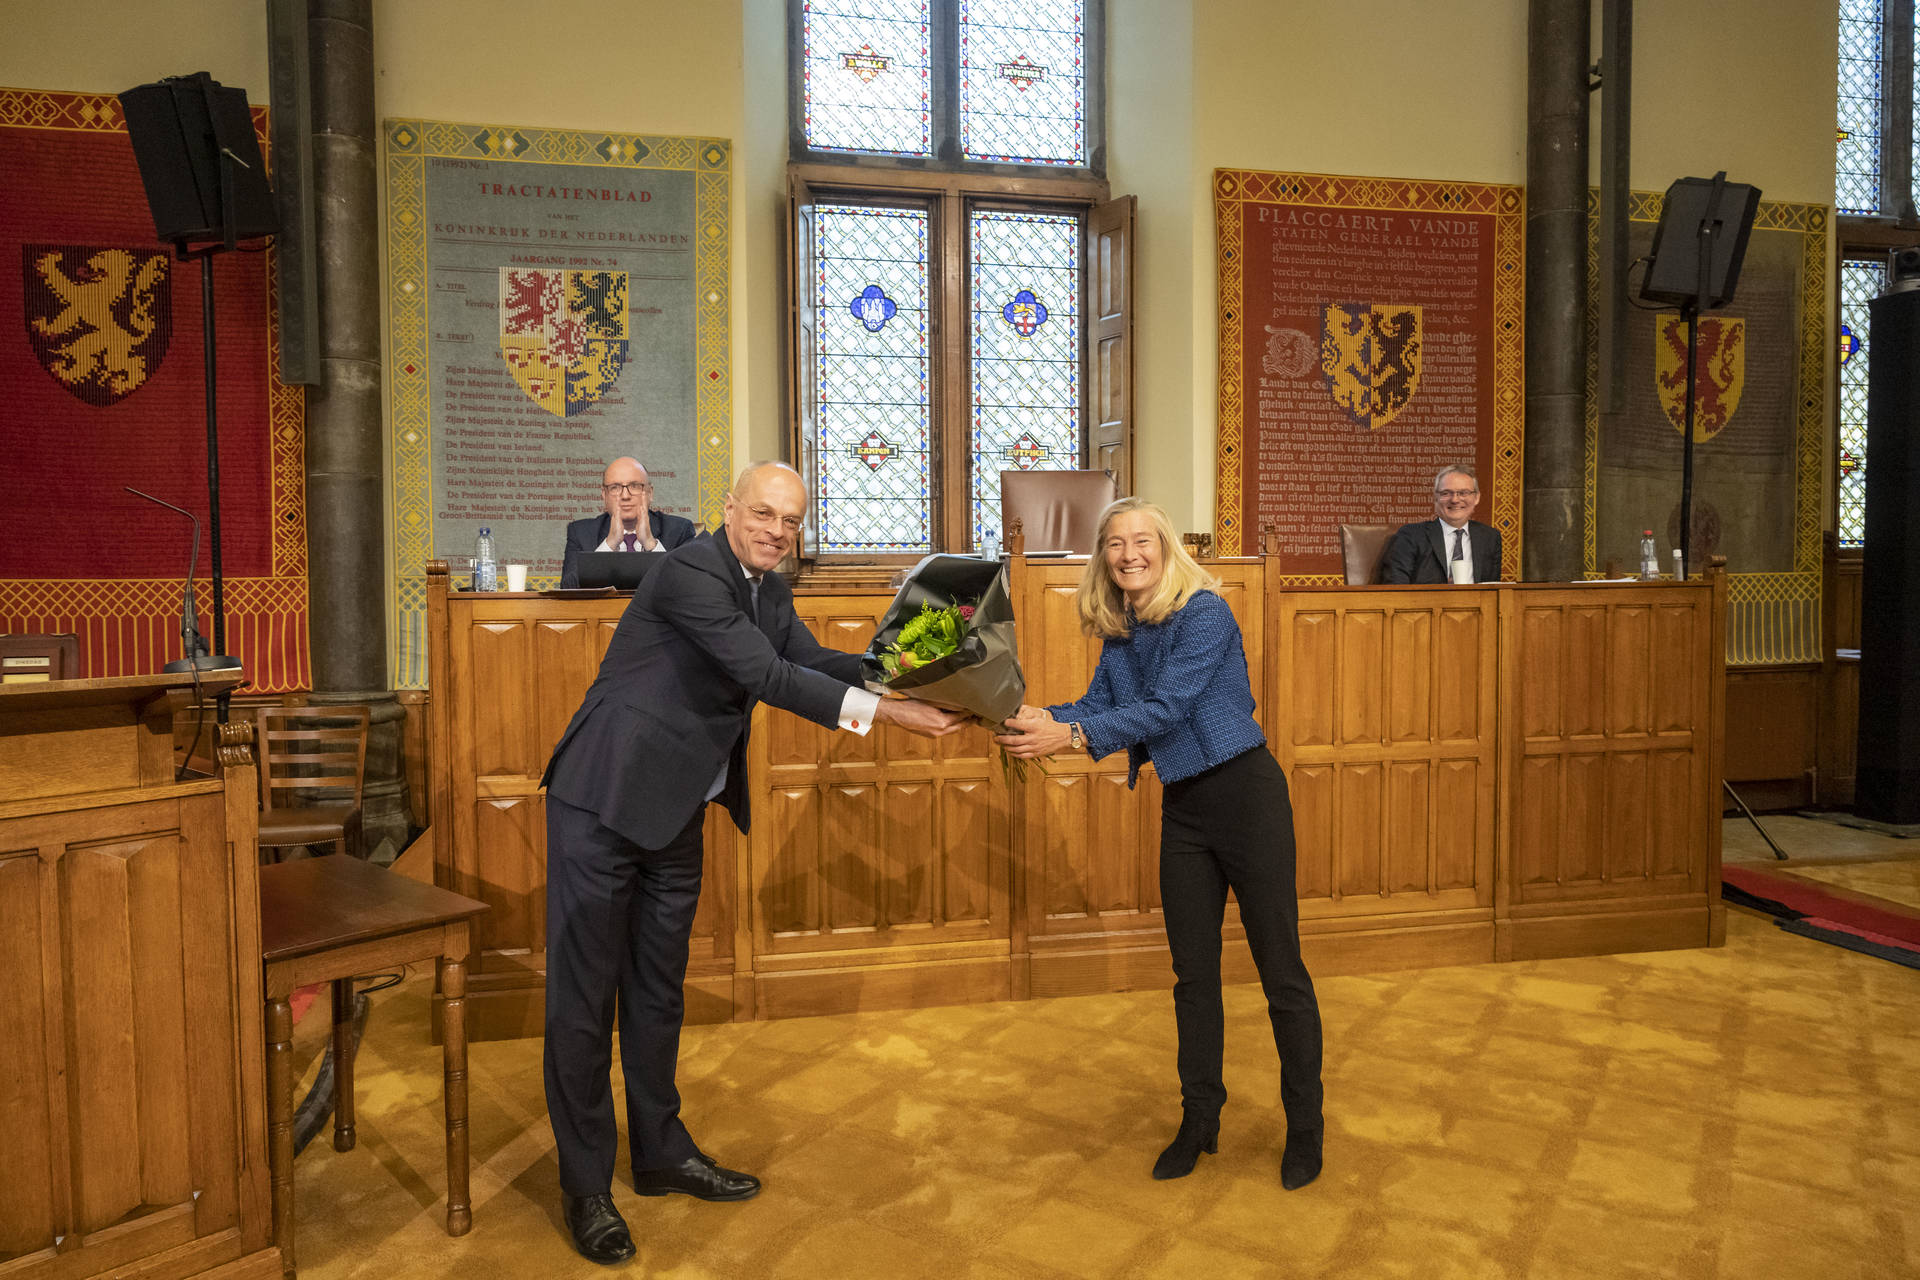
[1638,529,1658,581]
[475,526,498,591]
[981,529,1000,560]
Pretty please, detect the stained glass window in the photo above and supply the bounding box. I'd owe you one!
[959,0,1088,166]
[1838,258,1883,547]
[969,210,1081,547]
[1838,0,1884,214]
[812,204,933,553]
[794,0,1096,172]
[801,0,934,157]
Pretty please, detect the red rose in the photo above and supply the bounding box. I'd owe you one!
[957,605,975,621]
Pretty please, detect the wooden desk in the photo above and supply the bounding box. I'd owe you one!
[259,856,489,1276]
[425,560,1727,1037]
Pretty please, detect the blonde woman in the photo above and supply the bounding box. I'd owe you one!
[996,498,1324,1188]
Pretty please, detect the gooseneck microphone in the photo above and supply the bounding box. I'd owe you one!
[126,487,242,672]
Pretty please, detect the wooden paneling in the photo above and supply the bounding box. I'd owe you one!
[750,596,1008,988]
[1501,579,1723,961]
[1723,667,1817,795]
[0,678,276,1280]
[1274,589,1498,926]
[424,560,1726,1035]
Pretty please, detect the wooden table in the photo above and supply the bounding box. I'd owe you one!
[259,855,490,1276]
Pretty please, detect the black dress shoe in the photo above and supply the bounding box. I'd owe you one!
[634,1155,761,1201]
[562,1192,636,1265]
[1151,1112,1220,1180]
[1281,1126,1323,1190]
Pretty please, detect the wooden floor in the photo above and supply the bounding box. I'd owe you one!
[283,819,1920,1280]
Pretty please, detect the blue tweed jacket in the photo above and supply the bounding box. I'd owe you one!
[1046,590,1266,787]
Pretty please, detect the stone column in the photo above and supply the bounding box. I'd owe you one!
[303,0,408,857]
[1523,0,1591,582]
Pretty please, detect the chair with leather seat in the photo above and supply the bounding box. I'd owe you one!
[1339,523,1397,585]
[255,704,371,861]
[999,469,1119,556]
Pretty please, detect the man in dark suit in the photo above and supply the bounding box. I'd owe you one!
[539,461,965,1264]
[559,456,697,587]
[1379,463,1503,584]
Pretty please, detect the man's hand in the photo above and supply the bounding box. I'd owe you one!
[875,696,969,738]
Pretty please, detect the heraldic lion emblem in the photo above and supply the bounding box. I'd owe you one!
[1320,302,1423,430]
[24,246,173,406]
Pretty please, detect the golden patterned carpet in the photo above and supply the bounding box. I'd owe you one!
[289,828,1920,1280]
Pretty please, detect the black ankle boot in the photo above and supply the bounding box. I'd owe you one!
[1151,1112,1219,1180]
[1281,1126,1323,1190]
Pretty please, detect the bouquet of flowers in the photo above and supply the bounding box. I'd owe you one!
[861,555,1026,768]
[874,600,978,679]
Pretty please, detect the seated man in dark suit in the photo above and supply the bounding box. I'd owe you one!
[559,456,696,587]
[1379,463,1503,584]
[539,461,966,1264]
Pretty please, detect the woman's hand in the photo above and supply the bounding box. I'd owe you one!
[995,706,1075,758]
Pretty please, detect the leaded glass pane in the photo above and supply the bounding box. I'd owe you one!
[959,0,1087,166]
[1838,257,1882,548]
[813,204,933,553]
[1839,0,1883,214]
[969,209,1081,548]
[802,0,933,158]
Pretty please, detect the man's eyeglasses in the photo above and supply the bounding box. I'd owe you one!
[746,503,804,533]
[603,482,652,496]
[1436,488,1478,500]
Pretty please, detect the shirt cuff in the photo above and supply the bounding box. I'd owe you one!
[839,686,881,736]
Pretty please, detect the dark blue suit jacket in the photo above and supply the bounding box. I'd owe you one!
[541,531,860,848]
[558,509,696,588]
[1378,518,1502,585]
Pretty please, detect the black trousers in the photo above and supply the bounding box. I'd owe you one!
[544,792,705,1196]
[1159,746,1324,1130]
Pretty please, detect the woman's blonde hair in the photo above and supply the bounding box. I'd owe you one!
[1074,497,1220,638]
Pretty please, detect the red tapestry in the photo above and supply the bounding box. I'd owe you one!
[1213,169,1525,574]
[0,87,309,689]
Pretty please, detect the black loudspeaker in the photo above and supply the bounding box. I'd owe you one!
[1640,175,1762,309]
[1857,262,1920,825]
[119,72,276,251]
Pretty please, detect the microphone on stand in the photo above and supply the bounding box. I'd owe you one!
[126,487,242,672]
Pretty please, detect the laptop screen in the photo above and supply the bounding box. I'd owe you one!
[574,551,664,590]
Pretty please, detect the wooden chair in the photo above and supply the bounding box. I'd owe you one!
[1340,523,1398,585]
[0,632,80,683]
[256,704,371,861]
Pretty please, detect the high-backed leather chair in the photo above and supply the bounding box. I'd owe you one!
[1340,524,1398,585]
[255,704,371,861]
[1000,469,1118,555]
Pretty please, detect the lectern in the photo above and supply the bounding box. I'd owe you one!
[0,672,281,1280]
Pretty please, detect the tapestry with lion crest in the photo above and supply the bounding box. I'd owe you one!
[0,87,308,689]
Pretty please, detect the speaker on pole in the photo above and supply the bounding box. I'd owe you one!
[119,73,276,251]
[1637,173,1762,577]
[118,73,276,717]
[1857,248,1920,825]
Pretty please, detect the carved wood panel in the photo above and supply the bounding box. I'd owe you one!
[1509,589,1711,902]
[0,792,248,1268]
[752,598,1009,959]
[1275,591,1498,917]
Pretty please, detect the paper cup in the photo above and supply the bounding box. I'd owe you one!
[505,563,528,592]
[1449,559,1473,585]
